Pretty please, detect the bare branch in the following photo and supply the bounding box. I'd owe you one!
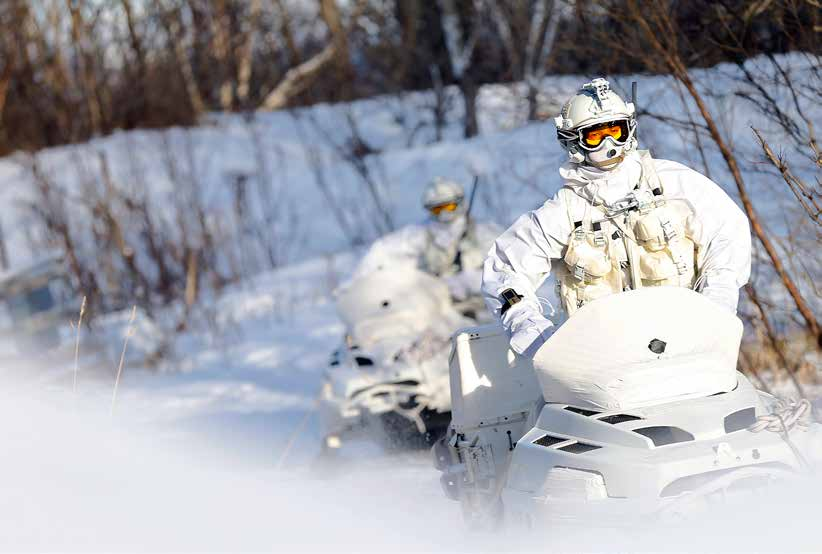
[259,43,337,111]
[752,127,821,226]
[236,0,263,104]
[623,0,822,349]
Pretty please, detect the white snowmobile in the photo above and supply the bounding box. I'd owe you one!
[320,265,472,451]
[433,287,822,525]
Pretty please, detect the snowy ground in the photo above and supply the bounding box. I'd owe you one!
[0,251,819,552]
[0,54,819,551]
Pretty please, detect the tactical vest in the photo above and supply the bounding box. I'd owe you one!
[422,222,485,278]
[557,151,698,316]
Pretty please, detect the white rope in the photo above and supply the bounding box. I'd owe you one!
[748,398,813,471]
[748,398,811,433]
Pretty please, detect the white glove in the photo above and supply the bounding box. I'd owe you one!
[445,270,481,302]
[510,317,556,358]
[700,284,740,314]
[502,299,557,358]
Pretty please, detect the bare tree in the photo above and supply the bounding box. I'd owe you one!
[119,0,148,123]
[65,0,105,135]
[259,0,365,111]
[212,0,235,111]
[236,0,263,106]
[753,128,821,227]
[438,0,481,137]
[320,0,355,101]
[489,0,561,120]
[259,44,338,111]
[156,0,206,116]
[596,0,821,349]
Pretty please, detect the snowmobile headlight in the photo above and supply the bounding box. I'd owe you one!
[540,467,608,501]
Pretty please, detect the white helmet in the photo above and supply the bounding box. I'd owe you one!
[422,178,465,223]
[554,78,637,169]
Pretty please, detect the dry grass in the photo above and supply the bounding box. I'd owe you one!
[741,331,821,397]
[72,296,87,394]
[110,306,137,416]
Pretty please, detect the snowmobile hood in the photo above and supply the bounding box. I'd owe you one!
[335,263,469,361]
[533,287,743,411]
[559,149,642,206]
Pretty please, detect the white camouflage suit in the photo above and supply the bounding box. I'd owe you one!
[354,217,502,301]
[482,149,752,357]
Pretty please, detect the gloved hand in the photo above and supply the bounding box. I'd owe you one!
[510,317,556,358]
[503,302,557,358]
[445,270,481,302]
[699,282,739,314]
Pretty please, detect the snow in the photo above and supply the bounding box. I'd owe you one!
[0,249,819,551]
[3,54,817,274]
[0,254,820,551]
[0,54,819,550]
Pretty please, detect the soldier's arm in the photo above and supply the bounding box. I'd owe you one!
[482,197,570,355]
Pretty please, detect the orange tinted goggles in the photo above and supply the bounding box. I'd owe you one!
[581,120,629,147]
[429,202,459,215]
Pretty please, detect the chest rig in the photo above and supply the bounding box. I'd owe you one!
[557,151,698,316]
[422,222,484,277]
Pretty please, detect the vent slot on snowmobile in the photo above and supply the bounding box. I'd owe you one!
[598,413,643,425]
[354,356,374,367]
[724,407,756,433]
[633,426,694,447]
[534,434,567,447]
[564,406,601,417]
[349,379,420,399]
[558,442,602,454]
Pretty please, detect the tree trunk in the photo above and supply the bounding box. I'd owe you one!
[212,0,235,111]
[394,0,420,87]
[161,2,207,116]
[461,75,479,137]
[65,0,104,135]
[272,0,302,67]
[627,0,821,348]
[258,43,337,111]
[119,0,148,124]
[236,0,262,106]
[320,0,355,101]
[438,0,479,137]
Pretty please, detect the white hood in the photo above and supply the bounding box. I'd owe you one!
[558,150,643,207]
[425,218,467,249]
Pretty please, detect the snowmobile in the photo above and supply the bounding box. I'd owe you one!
[0,253,77,355]
[320,265,472,452]
[433,287,822,525]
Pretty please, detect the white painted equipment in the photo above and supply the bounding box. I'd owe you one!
[321,264,471,450]
[434,287,822,524]
[0,253,76,354]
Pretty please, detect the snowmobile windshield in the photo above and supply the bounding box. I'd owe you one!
[7,286,55,321]
[534,287,741,410]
